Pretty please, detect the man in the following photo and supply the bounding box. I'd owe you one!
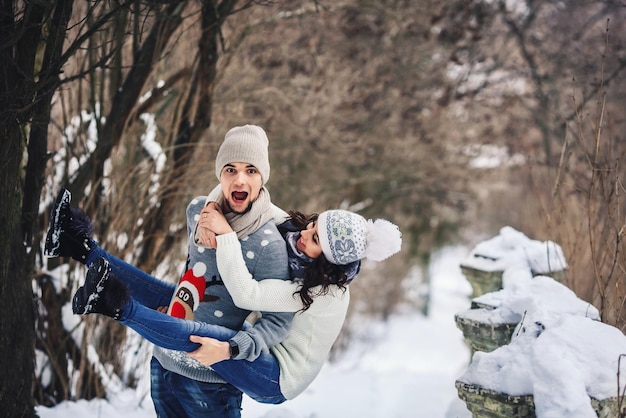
[45,124,293,418]
[150,124,293,417]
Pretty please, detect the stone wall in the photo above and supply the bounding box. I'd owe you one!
[456,381,622,418]
[460,265,504,298]
[453,264,624,417]
[454,309,518,354]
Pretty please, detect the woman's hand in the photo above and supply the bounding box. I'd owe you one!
[197,202,232,247]
[187,335,231,366]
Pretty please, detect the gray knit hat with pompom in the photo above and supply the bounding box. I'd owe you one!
[317,209,402,265]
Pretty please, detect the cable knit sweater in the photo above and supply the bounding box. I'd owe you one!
[215,231,350,399]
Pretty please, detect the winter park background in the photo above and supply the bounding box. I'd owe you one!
[4,2,626,417]
[36,229,626,418]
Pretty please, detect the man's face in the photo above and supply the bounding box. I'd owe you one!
[219,162,263,214]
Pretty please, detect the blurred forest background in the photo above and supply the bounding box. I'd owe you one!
[1,0,626,415]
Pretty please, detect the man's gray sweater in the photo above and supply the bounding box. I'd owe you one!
[152,196,292,383]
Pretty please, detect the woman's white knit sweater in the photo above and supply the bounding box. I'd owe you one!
[215,231,350,400]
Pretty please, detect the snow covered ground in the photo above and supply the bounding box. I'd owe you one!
[36,227,626,418]
[36,245,474,418]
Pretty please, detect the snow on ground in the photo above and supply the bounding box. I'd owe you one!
[37,245,474,418]
[36,227,626,418]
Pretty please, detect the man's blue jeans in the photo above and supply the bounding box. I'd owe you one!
[86,244,287,405]
[151,357,242,418]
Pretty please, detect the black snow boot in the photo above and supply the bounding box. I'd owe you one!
[72,257,130,320]
[44,187,94,262]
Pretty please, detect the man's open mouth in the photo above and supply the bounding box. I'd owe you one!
[232,191,248,203]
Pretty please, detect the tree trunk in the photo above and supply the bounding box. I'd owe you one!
[0,125,37,418]
[0,0,47,414]
[0,1,74,414]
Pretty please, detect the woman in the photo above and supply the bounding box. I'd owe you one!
[46,188,402,404]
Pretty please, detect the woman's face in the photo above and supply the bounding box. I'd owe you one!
[297,221,323,259]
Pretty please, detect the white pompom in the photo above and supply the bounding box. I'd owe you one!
[364,219,402,262]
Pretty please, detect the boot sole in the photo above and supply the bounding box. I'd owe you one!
[73,258,110,315]
[44,188,72,257]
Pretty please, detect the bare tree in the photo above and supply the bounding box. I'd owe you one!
[0,0,263,413]
[1,1,92,414]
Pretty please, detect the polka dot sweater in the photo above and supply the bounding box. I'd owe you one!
[152,196,292,384]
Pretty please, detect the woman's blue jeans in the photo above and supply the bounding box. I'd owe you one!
[86,244,286,405]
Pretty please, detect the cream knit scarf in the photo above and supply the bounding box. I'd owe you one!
[195,185,275,243]
[221,187,274,239]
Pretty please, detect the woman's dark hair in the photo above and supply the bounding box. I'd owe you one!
[285,211,350,312]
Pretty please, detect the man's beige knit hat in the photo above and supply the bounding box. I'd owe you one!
[215,124,270,185]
